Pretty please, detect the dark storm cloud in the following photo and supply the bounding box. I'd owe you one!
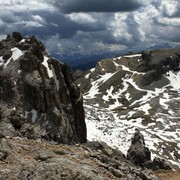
[20,11,83,39]
[0,11,18,23]
[0,0,179,61]
[0,9,104,41]
[51,0,143,13]
[35,11,105,39]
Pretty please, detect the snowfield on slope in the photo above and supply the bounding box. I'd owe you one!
[82,54,180,170]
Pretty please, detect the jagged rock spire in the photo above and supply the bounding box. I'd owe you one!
[127,129,151,166]
[0,32,87,144]
[127,129,171,170]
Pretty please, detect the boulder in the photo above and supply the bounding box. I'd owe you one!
[144,157,172,171]
[127,128,151,166]
[127,129,172,170]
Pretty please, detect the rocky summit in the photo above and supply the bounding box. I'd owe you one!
[75,48,180,170]
[0,32,86,144]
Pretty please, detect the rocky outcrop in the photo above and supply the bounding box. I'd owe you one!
[138,49,180,86]
[0,32,86,144]
[127,129,171,170]
[0,137,159,180]
[127,129,151,166]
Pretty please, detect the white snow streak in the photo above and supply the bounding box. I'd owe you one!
[25,109,38,123]
[11,47,24,61]
[124,54,142,58]
[42,56,53,78]
[85,73,115,99]
[166,71,180,90]
[0,47,24,68]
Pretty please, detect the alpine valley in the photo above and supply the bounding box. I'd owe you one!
[0,32,179,179]
[75,48,180,170]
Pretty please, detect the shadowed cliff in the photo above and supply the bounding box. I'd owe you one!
[0,32,86,144]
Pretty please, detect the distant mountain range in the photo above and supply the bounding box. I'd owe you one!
[147,43,173,50]
[51,53,114,71]
[50,43,180,71]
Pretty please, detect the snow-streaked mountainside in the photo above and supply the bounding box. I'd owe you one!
[75,49,180,170]
[0,32,86,145]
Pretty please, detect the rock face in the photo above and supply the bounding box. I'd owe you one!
[138,49,180,86]
[127,129,151,166]
[0,137,159,180]
[127,129,171,170]
[0,32,86,144]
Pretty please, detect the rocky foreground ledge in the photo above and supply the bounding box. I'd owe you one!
[0,136,160,180]
[0,128,172,179]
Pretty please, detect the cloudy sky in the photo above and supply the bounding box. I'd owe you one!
[0,0,180,65]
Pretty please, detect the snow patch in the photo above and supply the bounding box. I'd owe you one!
[90,68,95,73]
[0,48,24,68]
[0,56,3,66]
[85,73,115,99]
[109,98,122,110]
[125,93,131,101]
[99,61,105,71]
[42,56,53,78]
[166,71,180,90]
[113,61,120,67]
[11,47,24,61]
[134,103,151,115]
[19,39,26,43]
[159,98,169,109]
[85,73,90,79]
[113,56,122,60]
[18,70,22,74]
[42,56,60,90]
[25,109,38,123]
[85,81,100,99]
[121,64,144,75]
[124,54,142,58]
[12,107,16,111]
[102,86,114,101]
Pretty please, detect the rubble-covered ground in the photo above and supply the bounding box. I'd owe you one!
[0,137,159,180]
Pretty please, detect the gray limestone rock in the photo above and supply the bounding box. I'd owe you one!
[0,138,159,180]
[0,32,86,144]
[127,129,172,170]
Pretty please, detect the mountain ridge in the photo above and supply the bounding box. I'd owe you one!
[75,48,180,170]
[146,43,172,51]
[0,32,86,144]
